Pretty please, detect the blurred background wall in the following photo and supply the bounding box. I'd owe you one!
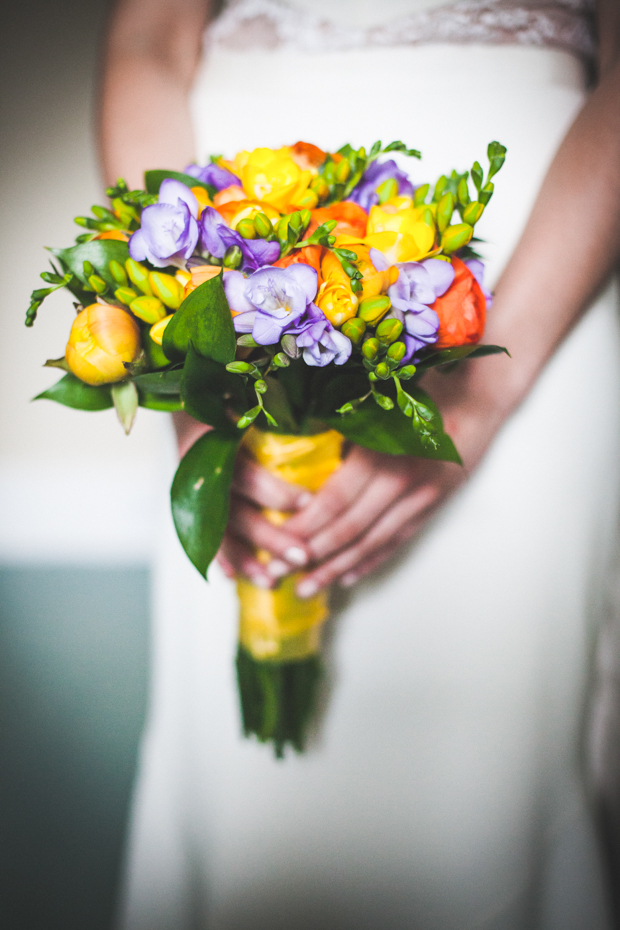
[0,2,163,926]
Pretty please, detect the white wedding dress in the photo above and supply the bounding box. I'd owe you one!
[119,2,620,928]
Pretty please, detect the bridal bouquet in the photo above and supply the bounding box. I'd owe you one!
[27,139,506,755]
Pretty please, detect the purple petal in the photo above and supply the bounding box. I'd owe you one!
[241,238,281,271]
[199,207,228,258]
[286,262,319,302]
[223,270,254,313]
[368,247,390,272]
[421,258,455,297]
[185,162,241,191]
[158,179,198,219]
[253,312,289,345]
[232,309,256,333]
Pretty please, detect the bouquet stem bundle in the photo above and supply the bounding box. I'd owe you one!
[235,427,343,754]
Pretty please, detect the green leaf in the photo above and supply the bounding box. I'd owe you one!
[415,344,509,373]
[162,274,236,364]
[144,169,216,199]
[171,430,240,577]
[181,346,245,430]
[132,368,183,394]
[138,392,183,412]
[260,375,298,433]
[51,240,129,289]
[322,387,461,463]
[34,373,113,410]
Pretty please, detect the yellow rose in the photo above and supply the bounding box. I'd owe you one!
[237,147,312,212]
[65,304,141,386]
[365,196,436,262]
[316,251,359,327]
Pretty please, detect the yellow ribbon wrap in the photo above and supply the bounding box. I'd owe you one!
[237,427,344,662]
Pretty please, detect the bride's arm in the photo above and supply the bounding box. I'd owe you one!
[222,0,620,592]
[98,0,211,187]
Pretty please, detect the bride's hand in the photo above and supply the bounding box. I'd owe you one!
[217,362,509,593]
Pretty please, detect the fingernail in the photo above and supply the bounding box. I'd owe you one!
[266,559,289,579]
[296,578,319,599]
[340,572,358,588]
[284,546,308,566]
[249,574,271,589]
[296,492,313,508]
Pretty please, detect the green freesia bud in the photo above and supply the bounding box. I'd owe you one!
[436,192,455,234]
[414,183,430,207]
[376,318,403,345]
[272,352,290,368]
[377,178,398,204]
[223,245,243,269]
[398,364,417,379]
[254,213,273,238]
[479,181,494,206]
[125,258,153,295]
[463,201,484,225]
[387,341,407,362]
[362,337,380,361]
[112,197,139,226]
[358,295,391,324]
[88,274,108,295]
[337,402,355,415]
[109,260,128,287]
[83,261,95,277]
[471,161,484,192]
[457,177,471,206]
[276,216,290,243]
[300,209,312,229]
[236,218,257,239]
[432,175,448,202]
[254,379,267,394]
[207,254,223,266]
[441,223,473,253]
[322,161,336,184]
[375,361,391,379]
[288,211,304,236]
[226,361,254,374]
[335,159,350,183]
[373,392,394,410]
[149,272,184,309]
[237,406,261,429]
[129,295,166,324]
[114,286,139,305]
[341,318,366,345]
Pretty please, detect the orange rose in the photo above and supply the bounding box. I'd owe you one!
[289,142,327,172]
[274,245,324,284]
[432,257,486,348]
[305,201,368,239]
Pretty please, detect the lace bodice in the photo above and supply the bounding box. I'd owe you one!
[207,0,596,62]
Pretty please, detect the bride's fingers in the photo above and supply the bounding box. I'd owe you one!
[232,454,312,512]
[305,469,438,565]
[218,533,274,588]
[284,446,383,539]
[227,496,311,567]
[296,482,442,596]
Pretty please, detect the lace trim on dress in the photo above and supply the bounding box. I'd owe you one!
[207,0,596,62]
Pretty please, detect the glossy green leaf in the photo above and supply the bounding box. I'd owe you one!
[34,373,113,410]
[132,368,183,395]
[415,343,509,372]
[162,274,236,364]
[322,386,461,463]
[261,375,298,433]
[180,347,245,431]
[171,430,240,577]
[144,169,216,199]
[51,240,129,289]
[138,392,183,412]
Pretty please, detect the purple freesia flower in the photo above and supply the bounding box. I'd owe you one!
[184,162,242,191]
[464,258,493,307]
[225,264,318,346]
[349,159,414,212]
[129,179,199,268]
[200,207,280,272]
[385,258,457,361]
[289,303,352,367]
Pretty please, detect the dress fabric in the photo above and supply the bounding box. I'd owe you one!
[119,2,620,928]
